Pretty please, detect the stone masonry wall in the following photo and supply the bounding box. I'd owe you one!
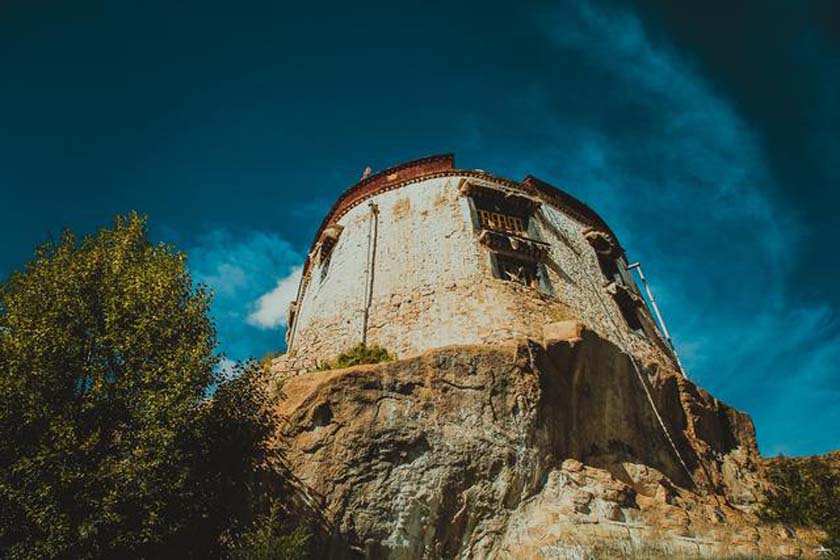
[276,174,676,376]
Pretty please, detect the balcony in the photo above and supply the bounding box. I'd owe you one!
[478,229,550,260]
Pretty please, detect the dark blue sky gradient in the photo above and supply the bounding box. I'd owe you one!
[1,1,838,456]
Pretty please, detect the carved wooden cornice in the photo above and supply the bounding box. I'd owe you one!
[478,229,550,261]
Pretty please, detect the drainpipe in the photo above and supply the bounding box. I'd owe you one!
[627,261,689,378]
[285,266,306,354]
[361,201,380,345]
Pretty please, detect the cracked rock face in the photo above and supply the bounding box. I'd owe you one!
[270,331,814,558]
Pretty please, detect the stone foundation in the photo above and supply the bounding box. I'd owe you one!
[267,328,816,558]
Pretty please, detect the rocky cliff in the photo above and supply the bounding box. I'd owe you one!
[268,325,818,558]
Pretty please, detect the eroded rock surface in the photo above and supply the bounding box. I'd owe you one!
[270,329,816,558]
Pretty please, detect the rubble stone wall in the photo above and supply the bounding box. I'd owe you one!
[280,172,674,375]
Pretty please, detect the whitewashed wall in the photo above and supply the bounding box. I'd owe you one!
[283,174,672,372]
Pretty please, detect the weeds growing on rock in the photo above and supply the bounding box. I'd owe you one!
[317,343,394,370]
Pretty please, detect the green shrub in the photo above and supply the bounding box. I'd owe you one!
[318,343,393,370]
[227,501,309,560]
[259,350,283,374]
[0,213,288,559]
[761,452,840,555]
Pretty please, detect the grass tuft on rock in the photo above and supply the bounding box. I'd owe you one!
[318,343,394,370]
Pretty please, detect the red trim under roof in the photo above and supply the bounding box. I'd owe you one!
[298,154,621,279]
[301,154,455,277]
[520,175,621,245]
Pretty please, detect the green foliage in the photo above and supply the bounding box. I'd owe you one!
[258,350,282,374]
[317,343,393,371]
[0,213,280,559]
[187,360,277,558]
[761,453,840,553]
[226,500,309,560]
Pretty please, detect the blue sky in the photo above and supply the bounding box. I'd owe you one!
[1,1,837,456]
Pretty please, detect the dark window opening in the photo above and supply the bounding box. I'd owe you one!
[319,238,337,284]
[316,225,343,285]
[466,184,551,292]
[495,254,539,288]
[597,254,622,284]
[585,229,647,335]
[320,252,332,284]
[585,229,624,285]
[608,280,646,335]
[618,301,644,333]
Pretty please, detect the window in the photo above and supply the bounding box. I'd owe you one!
[584,228,646,335]
[319,241,335,284]
[477,209,527,237]
[495,254,539,288]
[471,189,532,238]
[316,225,343,285]
[462,182,551,292]
[597,254,622,284]
[618,298,644,332]
[320,251,332,283]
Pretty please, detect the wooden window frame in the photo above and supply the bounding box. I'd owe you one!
[493,253,540,288]
[477,208,527,237]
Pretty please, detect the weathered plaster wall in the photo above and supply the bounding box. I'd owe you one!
[289,176,502,368]
[279,173,674,375]
[531,203,672,364]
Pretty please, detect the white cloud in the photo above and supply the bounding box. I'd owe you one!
[186,228,304,360]
[247,266,302,329]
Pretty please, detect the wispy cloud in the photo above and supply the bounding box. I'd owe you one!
[247,265,302,329]
[173,0,838,454]
[462,0,840,455]
[187,229,304,361]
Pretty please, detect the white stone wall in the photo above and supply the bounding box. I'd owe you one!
[283,174,673,372]
[531,203,665,361]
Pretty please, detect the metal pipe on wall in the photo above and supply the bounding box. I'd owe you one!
[361,201,380,346]
[627,261,689,378]
[285,262,309,354]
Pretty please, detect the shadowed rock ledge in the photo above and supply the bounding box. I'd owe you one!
[269,328,818,558]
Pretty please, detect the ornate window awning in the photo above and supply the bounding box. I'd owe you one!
[459,180,541,213]
[583,228,622,258]
[478,229,550,260]
[317,224,344,263]
[605,281,644,309]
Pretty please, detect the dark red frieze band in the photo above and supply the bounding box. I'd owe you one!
[299,154,622,279]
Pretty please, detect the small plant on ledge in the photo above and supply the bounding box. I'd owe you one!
[259,350,284,374]
[317,343,394,371]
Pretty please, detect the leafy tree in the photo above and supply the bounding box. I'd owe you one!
[227,500,309,560]
[0,213,223,559]
[193,360,277,556]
